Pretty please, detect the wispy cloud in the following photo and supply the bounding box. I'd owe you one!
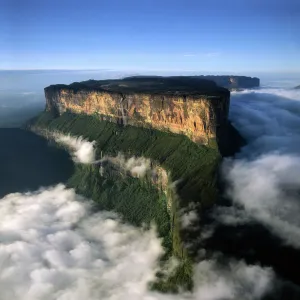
[183,52,221,58]
[205,52,221,57]
[183,54,197,57]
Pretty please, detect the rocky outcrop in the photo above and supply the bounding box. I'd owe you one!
[195,75,260,90]
[45,76,231,148]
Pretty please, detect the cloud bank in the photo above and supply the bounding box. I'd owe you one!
[0,185,162,300]
[53,133,96,164]
[220,87,300,248]
[0,185,274,300]
[4,88,292,299]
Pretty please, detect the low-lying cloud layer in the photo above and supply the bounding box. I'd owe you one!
[0,185,274,300]
[97,153,152,178]
[220,87,300,248]
[53,133,96,164]
[231,88,300,157]
[0,185,162,300]
[3,86,295,299]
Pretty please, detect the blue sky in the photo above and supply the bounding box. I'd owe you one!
[1,0,299,73]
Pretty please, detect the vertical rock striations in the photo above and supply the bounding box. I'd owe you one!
[45,76,231,148]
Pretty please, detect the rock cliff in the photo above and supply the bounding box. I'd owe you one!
[45,76,230,147]
[195,75,260,90]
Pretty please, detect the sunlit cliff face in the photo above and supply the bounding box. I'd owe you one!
[45,89,229,145]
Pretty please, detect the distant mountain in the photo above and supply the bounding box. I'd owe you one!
[294,85,300,89]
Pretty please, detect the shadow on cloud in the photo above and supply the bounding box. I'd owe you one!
[202,87,300,295]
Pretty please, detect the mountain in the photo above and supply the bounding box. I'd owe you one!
[44,76,244,151]
[192,75,260,90]
[29,76,246,291]
[295,85,300,89]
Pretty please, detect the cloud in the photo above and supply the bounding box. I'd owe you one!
[211,205,253,226]
[0,185,163,300]
[193,259,274,300]
[53,133,96,164]
[181,210,198,228]
[117,154,151,178]
[205,52,221,58]
[232,88,300,101]
[223,154,300,248]
[0,184,275,300]
[218,87,300,248]
[21,92,36,96]
[183,52,221,58]
[95,153,152,178]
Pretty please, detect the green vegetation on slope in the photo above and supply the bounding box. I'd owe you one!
[67,163,193,292]
[32,111,220,207]
[69,164,171,244]
[30,111,220,292]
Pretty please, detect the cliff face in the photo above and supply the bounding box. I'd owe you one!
[45,77,230,146]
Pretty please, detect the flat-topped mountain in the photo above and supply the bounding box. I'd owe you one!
[46,75,259,94]
[31,75,247,291]
[45,76,230,148]
[196,75,260,89]
[46,76,229,95]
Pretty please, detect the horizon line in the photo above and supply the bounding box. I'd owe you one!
[0,68,300,74]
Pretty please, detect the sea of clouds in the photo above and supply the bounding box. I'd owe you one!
[2,85,300,299]
[216,87,300,249]
[0,126,278,299]
[0,185,162,300]
[0,184,274,300]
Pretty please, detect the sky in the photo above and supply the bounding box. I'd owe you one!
[1,0,300,73]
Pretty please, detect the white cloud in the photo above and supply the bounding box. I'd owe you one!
[181,210,198,228]
[96,153,152,178]
[0,185,275,300]
[183,52,221,58]
[205,52,221,58]
[0,185,163,300]
[53,133,96,164]
[211,205,253,226]
[193,259,274,300]
[223,153,300,248]
[218,87,300,249]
